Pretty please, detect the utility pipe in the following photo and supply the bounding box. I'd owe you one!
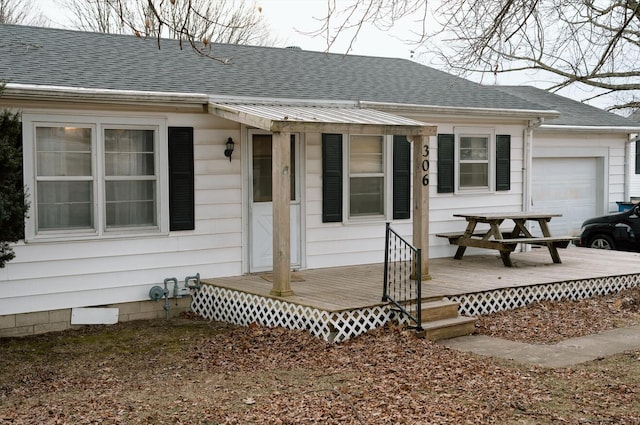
[163,277,178,319]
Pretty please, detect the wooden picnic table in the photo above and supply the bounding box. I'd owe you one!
[436,212,579,267]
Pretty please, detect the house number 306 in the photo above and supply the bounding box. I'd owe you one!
[422,144,430,186]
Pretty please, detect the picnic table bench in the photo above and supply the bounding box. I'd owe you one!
[436,212,579,267]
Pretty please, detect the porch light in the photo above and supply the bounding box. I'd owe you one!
[224,137,235,161]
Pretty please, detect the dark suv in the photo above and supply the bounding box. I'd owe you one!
[577,203,640,251]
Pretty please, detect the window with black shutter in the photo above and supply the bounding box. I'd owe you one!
[437,133,455,193]
[168,127,195,231]
[322,133,343,222]
[496,134,511,191]
[393,135,411,219]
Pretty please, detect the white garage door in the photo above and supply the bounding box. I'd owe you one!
[531,157,599,236]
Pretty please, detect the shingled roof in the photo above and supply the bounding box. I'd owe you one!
[0,24,547,111]
[495,86,637,128]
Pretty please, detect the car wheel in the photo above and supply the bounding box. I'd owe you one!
[589,234,615,250]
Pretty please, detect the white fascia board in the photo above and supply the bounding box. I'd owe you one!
[360,100,561,120]
[538,124,640,133]
[4,83,209,106]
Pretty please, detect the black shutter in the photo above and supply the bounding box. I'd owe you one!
[437,134,455,193]
[496,134,511,191]
[168,127,195,231]
[322,133,343,223]
[636,140,640,174]
[393,135,411,219]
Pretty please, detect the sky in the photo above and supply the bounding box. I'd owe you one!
[37,0,417,58]
[33,0,612,110]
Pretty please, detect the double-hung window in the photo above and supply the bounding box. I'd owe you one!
[24,114,167,240]
[459,135,490,189]
[349,135,385,218]
[35,126,94,231]
[104,128,157,228]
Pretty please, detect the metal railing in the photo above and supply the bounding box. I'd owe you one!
[382,223,423,331]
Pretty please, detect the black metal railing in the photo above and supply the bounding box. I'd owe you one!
[382,223,423,331]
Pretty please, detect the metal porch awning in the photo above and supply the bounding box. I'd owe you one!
[207,99,436,295]
[208,101,436,136]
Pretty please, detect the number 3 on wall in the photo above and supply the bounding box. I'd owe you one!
[422,144,429,186]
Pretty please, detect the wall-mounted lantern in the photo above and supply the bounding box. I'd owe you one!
[224,137,235,162]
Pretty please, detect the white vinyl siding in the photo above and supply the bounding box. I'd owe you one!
[3,108,243,316]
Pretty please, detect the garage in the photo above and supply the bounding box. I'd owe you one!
[531,157,601,236]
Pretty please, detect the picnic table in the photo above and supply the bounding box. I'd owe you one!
[436,212,579,267]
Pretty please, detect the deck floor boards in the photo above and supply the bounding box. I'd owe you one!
[202,247,640,312]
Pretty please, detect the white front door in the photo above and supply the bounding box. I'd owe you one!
[249,131,301,272]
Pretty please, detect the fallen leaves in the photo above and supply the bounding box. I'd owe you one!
[1,289,640,424]
[476,287,640,344]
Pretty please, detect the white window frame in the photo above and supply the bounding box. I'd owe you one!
[22,113,169,242]
[454,127,496,193]
[344,134,393,221]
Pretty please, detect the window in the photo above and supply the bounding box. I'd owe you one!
[35,126,94,230]
[321,133,410,222]
[24,114,168,240]
[437,130,511,194]
[459,135,489,188]
[104,129,157,228]
[251,134,296,203]
[349,135,385,217]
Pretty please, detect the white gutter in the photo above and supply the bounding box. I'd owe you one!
[360,100,561,120]
[3,83,209,105]
[539,124,640,133]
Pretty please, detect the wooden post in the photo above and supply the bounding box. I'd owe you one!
[270,131,294,297]
[411,134,431,279]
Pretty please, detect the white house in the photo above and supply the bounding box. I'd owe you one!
[1,24,638,336]
[495,86,640,235]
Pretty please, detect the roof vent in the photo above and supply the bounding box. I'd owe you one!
[286,46,302,50]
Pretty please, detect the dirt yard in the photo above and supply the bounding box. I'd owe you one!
[1,288,640,424]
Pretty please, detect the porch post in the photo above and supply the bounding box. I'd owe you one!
[270,131,294,296]
[411,134,431,279]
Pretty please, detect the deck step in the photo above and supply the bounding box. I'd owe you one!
[415,299,460,322]
[416,316,477,341]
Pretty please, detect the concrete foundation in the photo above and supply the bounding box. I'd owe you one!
[0,297,192,338]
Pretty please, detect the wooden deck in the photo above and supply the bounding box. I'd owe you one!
[202,246,640,313]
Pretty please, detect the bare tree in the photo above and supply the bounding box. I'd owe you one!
[307,0,428,54]
[312,0,639,113]
[0,0,45,25]
[60,0,131,33]
[61,0,276,61]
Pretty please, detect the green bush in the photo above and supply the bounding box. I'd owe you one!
[0,100,29,268]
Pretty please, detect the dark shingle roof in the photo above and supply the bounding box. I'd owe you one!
[495,86,637,127]
[0,24,636,129]
[1,24,548,111]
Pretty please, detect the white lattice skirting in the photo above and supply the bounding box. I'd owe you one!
[447,274,640,317]
[191,285,391,343]
[191,274,640,342]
